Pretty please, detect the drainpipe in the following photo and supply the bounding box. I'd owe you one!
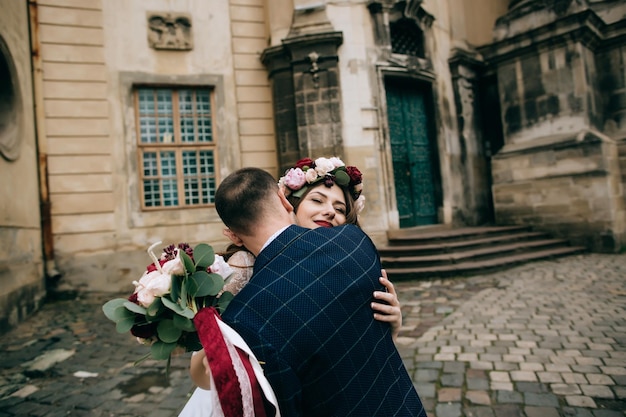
[27,0,61,283]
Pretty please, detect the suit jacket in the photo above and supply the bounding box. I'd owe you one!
[221,224,427,417]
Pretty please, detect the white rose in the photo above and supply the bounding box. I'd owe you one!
[329,157,345,168]
[305,168,319,183]
[209,255,234,279]
[134,269,172,307]
[162,251,185,276]
[314,158,335,176]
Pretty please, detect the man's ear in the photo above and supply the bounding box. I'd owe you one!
[277,187,294,214]
[223,229,244,246]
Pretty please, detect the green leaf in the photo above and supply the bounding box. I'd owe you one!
[187,271,223,297]
[162,295,195,319]
[157,319,182,343]
[180,306,195,319]
[124,301,147,315]
[334,169,350,186]
[150,340,178,360]
[181,251,195,274]
[170,274,183,303]
[102,298,128,321]
[193,243,215,269]
[103,299,137,333]
[216,291,234,313]
[162,296,185,314]
[115,314,136,333]
[173,314,196,332]
[146,297,166,320]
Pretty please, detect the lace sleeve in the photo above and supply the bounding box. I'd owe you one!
[222,250,256,296]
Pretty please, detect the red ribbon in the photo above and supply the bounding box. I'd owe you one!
[194,307,268,417]
[194,307,244,417]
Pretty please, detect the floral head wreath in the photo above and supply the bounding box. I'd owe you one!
[278,157,366,213]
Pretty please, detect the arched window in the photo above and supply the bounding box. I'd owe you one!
[0,35,21,161]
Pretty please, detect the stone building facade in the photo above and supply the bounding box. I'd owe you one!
[0,0,624,332]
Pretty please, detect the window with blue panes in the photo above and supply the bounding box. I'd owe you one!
[135,87,217,209]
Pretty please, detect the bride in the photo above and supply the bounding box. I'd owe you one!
[179,157,403,417]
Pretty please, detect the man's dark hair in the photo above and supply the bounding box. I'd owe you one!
[215,167,278,234]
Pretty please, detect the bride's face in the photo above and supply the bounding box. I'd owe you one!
[295,184,347,229]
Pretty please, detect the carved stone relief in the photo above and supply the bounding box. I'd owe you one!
[147,13,193,51]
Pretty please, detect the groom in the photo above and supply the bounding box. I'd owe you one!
[215,167,426,417]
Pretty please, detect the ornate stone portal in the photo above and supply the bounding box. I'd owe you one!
[147,13,193,51]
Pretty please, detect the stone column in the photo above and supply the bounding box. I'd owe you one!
[262,4,344,172]
[449,49,492,225]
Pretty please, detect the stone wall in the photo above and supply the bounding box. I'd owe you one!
[492,131,626,252]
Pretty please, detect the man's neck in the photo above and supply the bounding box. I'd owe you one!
[241,221,293,257]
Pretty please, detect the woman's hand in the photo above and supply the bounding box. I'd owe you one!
[190,349,212,390]
[371,269,402,340]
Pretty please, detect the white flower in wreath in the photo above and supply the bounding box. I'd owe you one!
[314,157,336,177]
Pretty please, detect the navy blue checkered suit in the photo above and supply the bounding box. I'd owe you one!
[221,224,427,417]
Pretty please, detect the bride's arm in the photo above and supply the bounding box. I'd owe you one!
[371,269,402,340]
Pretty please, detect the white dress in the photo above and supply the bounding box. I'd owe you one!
[178,250,256,417]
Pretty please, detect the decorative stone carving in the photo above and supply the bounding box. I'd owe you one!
[147,13,192,51]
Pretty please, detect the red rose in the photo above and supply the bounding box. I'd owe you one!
[146,258,168,273]
[130,319,158,339]
[294,158,314,170]
[346,166,362,185]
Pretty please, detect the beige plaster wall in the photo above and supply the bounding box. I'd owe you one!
[38,0,275,291]
[0,0,45,332]
[456,0,508,47]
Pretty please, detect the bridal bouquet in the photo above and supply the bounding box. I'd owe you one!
[102,241,234,364]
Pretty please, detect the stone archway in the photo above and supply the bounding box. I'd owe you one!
[0,35,22,161]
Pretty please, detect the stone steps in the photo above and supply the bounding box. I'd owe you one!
[378,225,586,279]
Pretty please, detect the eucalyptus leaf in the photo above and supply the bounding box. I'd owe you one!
[216,291,234,313]
[181,251,195,275]
[146,297,166,320]
[170,274,183,303]
[162,296,185,315]
[102,298,127,322]
[123,301,147,315]
[193,243,215,269]
[157,319,183,343]
[173,314,196,332]
[182,306,196,319]
[151,340,178,360]
[116,315,136,333]
[188,271,223,297]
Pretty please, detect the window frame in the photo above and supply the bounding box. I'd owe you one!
[133,86,219,211]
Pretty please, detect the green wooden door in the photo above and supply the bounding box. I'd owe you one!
[386,79,438,227]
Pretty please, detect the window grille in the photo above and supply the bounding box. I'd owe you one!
[135,87,217,209]
[390,18,425,58]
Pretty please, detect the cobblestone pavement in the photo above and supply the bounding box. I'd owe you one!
[0,253,624,416]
